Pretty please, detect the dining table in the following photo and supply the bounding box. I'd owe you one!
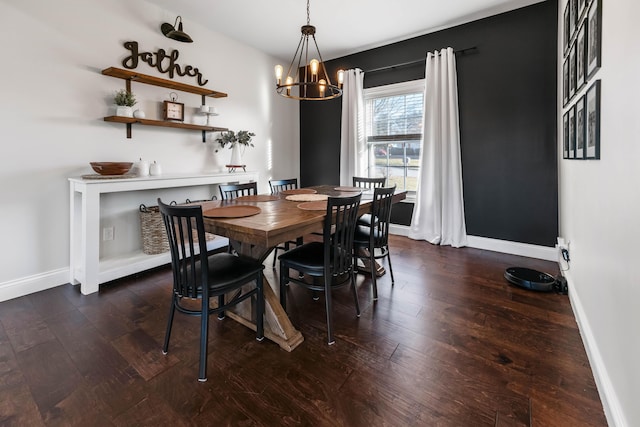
[197,185,406,352]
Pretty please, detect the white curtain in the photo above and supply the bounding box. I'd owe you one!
[409,47,467,247]
[339,68,366,186]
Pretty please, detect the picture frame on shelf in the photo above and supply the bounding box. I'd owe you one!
[576,21,586,91]
[563,57,569,106]
[586,80,601,159]
[569,104,576,159]
[569,41,577,100]
[563,111,570,159]
[576,95,586,159]
[586,0,602,79]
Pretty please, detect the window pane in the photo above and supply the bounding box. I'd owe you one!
[365,84,423,194]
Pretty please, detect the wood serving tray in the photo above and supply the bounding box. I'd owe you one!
[285,194,329,202]
[203,205,261,218]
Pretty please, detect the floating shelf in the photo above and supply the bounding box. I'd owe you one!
[101,67,227,98]
[102,67,228,141]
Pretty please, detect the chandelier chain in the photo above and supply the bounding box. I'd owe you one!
[307,0,310,25]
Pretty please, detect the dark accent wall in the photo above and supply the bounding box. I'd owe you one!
[300,0,558,246]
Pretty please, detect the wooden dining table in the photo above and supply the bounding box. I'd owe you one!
[197,185,406,352]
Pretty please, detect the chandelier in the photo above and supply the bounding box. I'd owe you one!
[275,0,343,101]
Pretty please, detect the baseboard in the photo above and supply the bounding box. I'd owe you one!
[389,225,556,261]
[565,271,627,427]
[0,268,69,302]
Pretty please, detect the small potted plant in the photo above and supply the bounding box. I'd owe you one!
[113,89,137,117]
[215,130,255,165]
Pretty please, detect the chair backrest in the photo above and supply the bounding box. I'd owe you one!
[353,176,386,189]
[269,178,298,194]
[158,198,209,299]
[370,185,396,247]
[324,194,362,282]
[218,182,258,200]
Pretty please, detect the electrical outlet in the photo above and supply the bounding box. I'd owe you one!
[103,226,114,241]
[556,237,570,262]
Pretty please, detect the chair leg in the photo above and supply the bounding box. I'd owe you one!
[386,248,395,286]
[324,272,335,345]
[162,295,177,354]
[272,246,279,268]
[198,298,210,382]
[351,270,361,317]
[217,295,225,320]
[256,274,265,341]
[369,248,378,301]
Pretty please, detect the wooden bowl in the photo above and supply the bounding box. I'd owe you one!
[90,162,133,175]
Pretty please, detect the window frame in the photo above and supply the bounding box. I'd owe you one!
[364,79,425,199]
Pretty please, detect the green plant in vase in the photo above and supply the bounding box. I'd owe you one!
[113,89,137,117]
[215,130,255,166]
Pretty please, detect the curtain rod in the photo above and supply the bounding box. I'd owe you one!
[364,46,477,74]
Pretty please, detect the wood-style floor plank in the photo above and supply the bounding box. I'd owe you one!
[0,236,607,426]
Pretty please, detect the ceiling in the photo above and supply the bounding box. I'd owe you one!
[147,0,544,61]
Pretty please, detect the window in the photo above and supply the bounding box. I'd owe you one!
[364,80,424,195]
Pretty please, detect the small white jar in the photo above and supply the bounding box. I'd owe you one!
[149,161,162,176]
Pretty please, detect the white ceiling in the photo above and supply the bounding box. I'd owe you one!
[147,0,545,61]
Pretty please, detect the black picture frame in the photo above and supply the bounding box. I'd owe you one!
[576,95,586,159]
[569,41,577,101]
[586,0,602,79]
[577,0,586,20]
[585,80,601,159]
[576,20,586,91]
[569,105,576,159]
[563,111,570,159]
[570,0,577,37]
[563,2,571,54]
[563,57,569,106]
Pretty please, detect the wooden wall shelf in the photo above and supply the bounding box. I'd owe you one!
[102,67,228,141]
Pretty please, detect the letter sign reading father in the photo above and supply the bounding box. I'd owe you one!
[121,41,209,86]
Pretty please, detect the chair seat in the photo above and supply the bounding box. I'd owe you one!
[357,213,376,226]
[353,225,382,245]
[278,242,325,275]
[188,253,264,295]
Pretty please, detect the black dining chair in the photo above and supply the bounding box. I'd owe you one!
[269,178,304,268]
[353,176,386,226]
[278,193,362,345]
[158,198,265,382]
[353,186,396,301]
[218,182,258,200]
[269,178,298,194]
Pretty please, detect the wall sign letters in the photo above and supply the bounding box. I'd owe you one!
[121,41,208,86]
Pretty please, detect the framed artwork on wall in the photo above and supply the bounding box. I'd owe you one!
[569,104,576,159]
[586,0,602,78]
[563,57,569,106]
[569,42,577,100]
[576,21,586,90]
[570,0,577,37]
[563,112,570,159]
[563,2,570,54]
[576,95,586,159]
[585,80,601,159]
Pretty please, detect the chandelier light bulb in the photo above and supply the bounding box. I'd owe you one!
[337,69,345,88]
[309,59,320,80]
[275,65,284,85]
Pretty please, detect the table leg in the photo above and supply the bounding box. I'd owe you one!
[223,240,304,352]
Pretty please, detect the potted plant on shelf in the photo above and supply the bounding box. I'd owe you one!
[113,89,137,118]
[215,130,255,166]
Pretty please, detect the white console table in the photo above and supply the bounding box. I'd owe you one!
[69,172,258,295]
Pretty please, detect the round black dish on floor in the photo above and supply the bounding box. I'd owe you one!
[504,267,556,292]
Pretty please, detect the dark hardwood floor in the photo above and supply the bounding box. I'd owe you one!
[0,236,606,426]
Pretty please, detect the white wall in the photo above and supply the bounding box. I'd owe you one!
[558,0,640,426]
[0,0,298,294]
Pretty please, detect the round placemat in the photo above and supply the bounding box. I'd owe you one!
[285,194,329,202]
[280,188,318,196]
[297,201,328,211]
[203,205,261,218]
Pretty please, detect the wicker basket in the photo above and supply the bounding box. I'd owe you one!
[139,204,170,255]
[139,203,217,255]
